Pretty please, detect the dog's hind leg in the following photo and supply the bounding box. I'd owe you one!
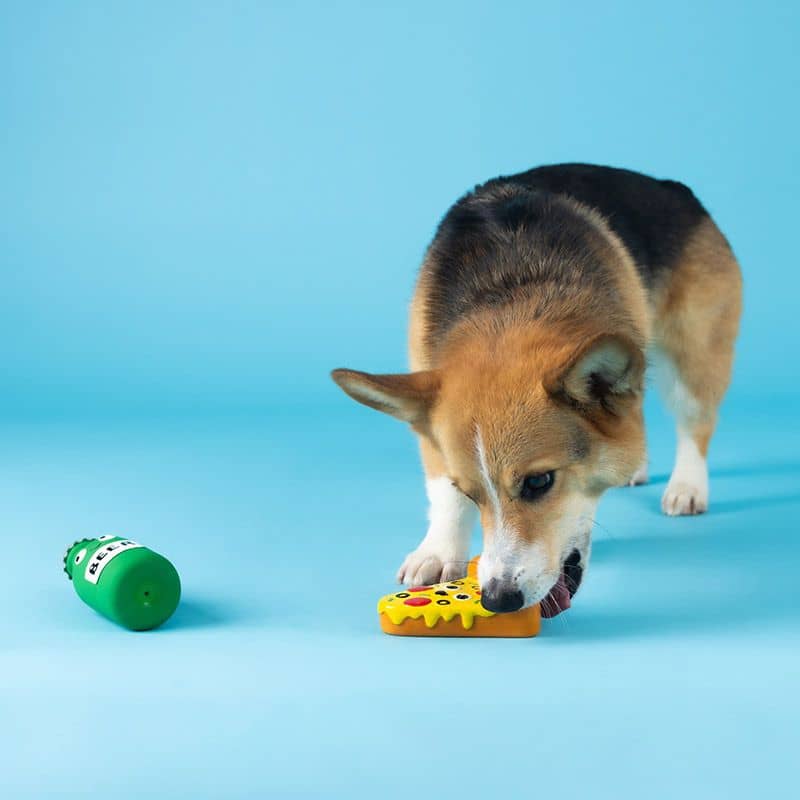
[628,453,649,486]
[653,218,742,516]
[655,356,716,515]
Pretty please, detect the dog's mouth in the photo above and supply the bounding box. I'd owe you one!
[540,549,583,618]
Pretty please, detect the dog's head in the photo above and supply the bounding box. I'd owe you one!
[332,327,645,615]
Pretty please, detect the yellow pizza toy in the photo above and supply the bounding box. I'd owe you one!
[377,558,540,638]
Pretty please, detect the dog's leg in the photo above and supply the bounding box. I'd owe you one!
[628,453,649,486]
[653,219,742,516]
[657,364,714,515]
[397,438,477,585]
[399,286,476,584]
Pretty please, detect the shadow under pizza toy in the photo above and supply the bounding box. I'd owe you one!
[64,535,181,631]
[378,557,541,638]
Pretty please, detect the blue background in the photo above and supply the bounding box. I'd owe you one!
[2,2,798,798]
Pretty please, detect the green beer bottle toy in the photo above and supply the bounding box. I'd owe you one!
[63,535,181,630]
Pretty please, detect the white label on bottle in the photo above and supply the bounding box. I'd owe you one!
[84,540,143,584]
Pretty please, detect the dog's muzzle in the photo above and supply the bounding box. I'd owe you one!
[479,548,584,617]
[480,578,525,613]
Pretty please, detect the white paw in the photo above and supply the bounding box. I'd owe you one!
[661,481,708,516]
[627,463,649,486]
[396,547,469,586]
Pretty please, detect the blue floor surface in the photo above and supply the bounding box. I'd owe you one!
[2,397,797,799]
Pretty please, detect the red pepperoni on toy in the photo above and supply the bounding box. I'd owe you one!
[408,586,432,592]
[404,597,432,606]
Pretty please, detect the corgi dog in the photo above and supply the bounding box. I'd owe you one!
[332,164,741,617]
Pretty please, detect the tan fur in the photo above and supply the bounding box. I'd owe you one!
[650,217,743,454]
[407,197,652,502]
[408,257,436,372]
[332,196,742,600]
[421,316,646,551]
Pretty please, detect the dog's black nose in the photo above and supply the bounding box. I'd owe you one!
[480,579,524,613]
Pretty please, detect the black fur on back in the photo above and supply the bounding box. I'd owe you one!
[422,163,709,349]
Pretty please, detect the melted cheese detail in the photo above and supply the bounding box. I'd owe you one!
[377,578,495,630]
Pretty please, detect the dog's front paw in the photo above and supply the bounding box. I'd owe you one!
[661,481,708,516]
[627,458,649,486]
[396,547,469,586]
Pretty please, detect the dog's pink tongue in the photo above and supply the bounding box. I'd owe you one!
[541,573,571,618]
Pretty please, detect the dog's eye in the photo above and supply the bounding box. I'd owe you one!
[520,471,555,501]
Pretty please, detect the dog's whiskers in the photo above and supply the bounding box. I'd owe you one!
[589,516,617,540]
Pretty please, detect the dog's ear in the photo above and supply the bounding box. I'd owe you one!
[330,368,440,424]
[544,335,644,418]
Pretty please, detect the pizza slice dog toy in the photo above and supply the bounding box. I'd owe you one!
[378,557,540,638]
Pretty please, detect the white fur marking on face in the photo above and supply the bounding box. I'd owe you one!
[475,426,502,525]
[474,426,521,579]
